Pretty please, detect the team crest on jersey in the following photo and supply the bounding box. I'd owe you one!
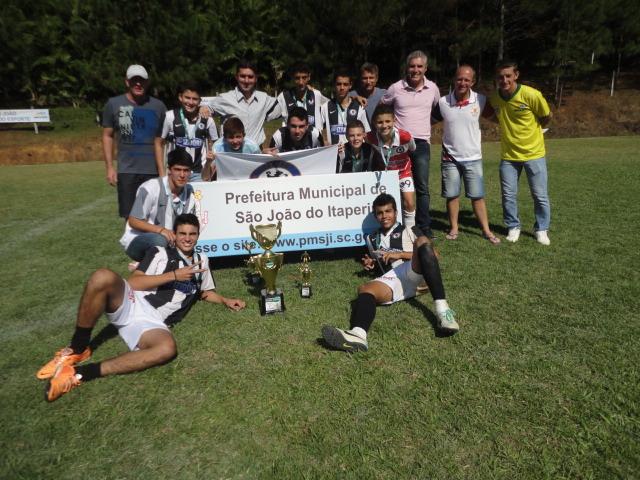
[471,106,479,115]
[308,96,314,105]
[250,159,301,179]
[392,233,401,239]
[518,103,528,110]
[396,146,406,153]
[197,122,205,129]
[348,109,357,116]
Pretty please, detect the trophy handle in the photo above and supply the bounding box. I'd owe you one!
[275,220,282,239]
[249,224,263,245]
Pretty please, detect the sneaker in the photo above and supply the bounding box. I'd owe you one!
[321,325,368,352]
[437,309,459,333]
[45,365,82,402]
[535,230,551,246]
[36,347,91,380]
[506,227,521,243]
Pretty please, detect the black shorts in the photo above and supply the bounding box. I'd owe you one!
[117,173,159,218]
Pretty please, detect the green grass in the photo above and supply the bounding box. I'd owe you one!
[1,136,639,479]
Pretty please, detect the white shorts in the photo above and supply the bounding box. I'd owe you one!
[106,281,169,351]
[373,261,423,305]
[399,176,415,193]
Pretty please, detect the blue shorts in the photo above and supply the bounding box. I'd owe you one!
[441,159,485,199]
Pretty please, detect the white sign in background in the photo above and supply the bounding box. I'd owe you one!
[0,109,50,123]
[193,171,400,257]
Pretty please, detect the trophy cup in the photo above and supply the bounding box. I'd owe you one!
[243,241,262,286]
[249,221,285,315]
[299,251,312,298]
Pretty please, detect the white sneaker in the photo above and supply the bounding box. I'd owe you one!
[506,228,521,243]
[535,230,551,246]
[321,325,368,352]
[436,309,459,333]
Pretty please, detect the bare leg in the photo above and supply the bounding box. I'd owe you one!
[446,197,460,235]
[76,269,125,329]
[99,329,177,377]
[358,280,393,305]
[471,198,493,237]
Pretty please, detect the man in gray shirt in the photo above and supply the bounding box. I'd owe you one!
[102,65,167,218]
[350,62,387,124]
[201,60,281,148]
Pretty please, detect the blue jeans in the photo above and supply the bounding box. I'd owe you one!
[499,158,551,231]
[126,233,168,261]
[411,139,431,233]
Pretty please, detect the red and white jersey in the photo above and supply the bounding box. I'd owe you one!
[366,128,415,179]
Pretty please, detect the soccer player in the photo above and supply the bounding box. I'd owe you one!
[350,62,387,124]
[381,51,440,237]
[266,107,324,153]
[276,62,328,128]
[201,117,261,181]
[201,60,282,147]
[490,60,552,245]
[431,65,500,244]
[337,120,385,173]
[367,104,416,228]
[321,193,458,352]
[320,70,370,151]
[102,65,167,218]
[156,80,218,182]
[37,213,246,402]
[120,149,196,261]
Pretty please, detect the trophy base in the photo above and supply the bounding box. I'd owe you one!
[300,285,312,298]
[246,272,262,286]
[260,288,285,316]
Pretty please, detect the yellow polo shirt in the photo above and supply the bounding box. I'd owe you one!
[490,84,550,161]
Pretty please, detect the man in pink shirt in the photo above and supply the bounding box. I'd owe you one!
[382,50,440,237]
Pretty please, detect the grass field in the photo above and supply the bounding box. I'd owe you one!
[1,136,639,479]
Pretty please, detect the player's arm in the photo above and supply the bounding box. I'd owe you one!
[201,290,246,311]
[539,110,552,128]
[154,137,166,177]
[128,216,176,244]
[102,127,117,186]
[380,250,412,264]
[128,264,205,291]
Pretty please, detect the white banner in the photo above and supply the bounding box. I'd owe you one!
[192,171,400,257]
[0,109,50,123]
[216,145,338,181]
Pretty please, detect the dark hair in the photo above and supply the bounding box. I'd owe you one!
[371,104,394,122]
[236,59,257,75]
[173,213,200,232]
[346,120,365,132]
[360,62,379,76]
[223,117,246,138]
[496,60,519,72]
[167,149,194,169]
[290,62,311,76]
[333,68,353,84]
[287,106,309,124]
[178,80,201,96]
[372,193,397,211]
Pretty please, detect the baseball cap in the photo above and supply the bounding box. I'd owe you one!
[126,65,149,80]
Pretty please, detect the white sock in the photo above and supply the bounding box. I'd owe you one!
[349,327,367,340]
[403,209,416,228]
[434,299,449,313]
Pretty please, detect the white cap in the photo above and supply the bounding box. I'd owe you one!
[126,65,149,80]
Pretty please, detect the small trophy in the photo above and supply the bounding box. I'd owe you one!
[243,241,262,286]
[249,221,285,315]
[299,251,312,298]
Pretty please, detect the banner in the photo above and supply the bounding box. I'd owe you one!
[0,109,50,123]
[216,145,338,181]
[193,171,400,257]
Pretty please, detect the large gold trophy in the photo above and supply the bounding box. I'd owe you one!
[249,221,285,315]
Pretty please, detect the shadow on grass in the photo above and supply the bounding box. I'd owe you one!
[405,297,457,338]
[430,208,507,237]
[88,323,119,352]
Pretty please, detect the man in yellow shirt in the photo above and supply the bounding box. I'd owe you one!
[490,61,552,245]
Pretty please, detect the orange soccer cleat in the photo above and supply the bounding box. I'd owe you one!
[45,365,82,402]
[36,347,91,379]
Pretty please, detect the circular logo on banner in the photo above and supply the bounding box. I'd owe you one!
[348,109,357,116]
[250,159,301,179]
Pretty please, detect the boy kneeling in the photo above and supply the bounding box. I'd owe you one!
[322,194,458,352]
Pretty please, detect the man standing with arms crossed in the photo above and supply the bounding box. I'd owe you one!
[102,65,167,218]
[490,61,552,245]
[382,51,440,238]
